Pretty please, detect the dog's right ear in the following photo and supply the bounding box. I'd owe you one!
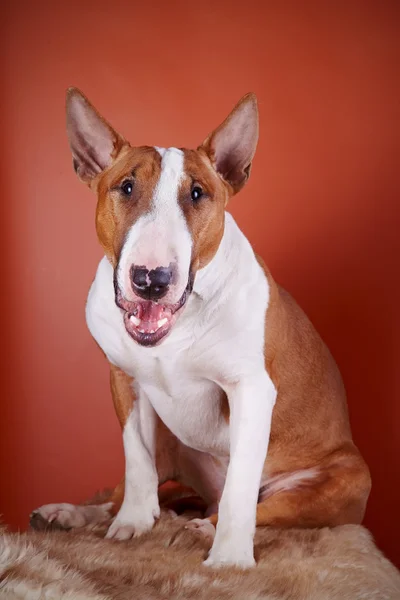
[66,88,126,186]
[200,93,259,195]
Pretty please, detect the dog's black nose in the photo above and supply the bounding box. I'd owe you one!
[130,265,172,301]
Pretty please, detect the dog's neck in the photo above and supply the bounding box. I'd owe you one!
[193,212,255,305]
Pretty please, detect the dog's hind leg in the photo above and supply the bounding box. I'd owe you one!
[252,445,371,529]
[29,478,190,533]
[29,501,114,532]
[184,444,371,548]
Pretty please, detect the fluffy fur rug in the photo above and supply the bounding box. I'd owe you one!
[1,511,399,600]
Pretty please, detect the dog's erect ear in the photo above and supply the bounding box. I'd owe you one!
[66,88,126,185]
[200,93,259,194]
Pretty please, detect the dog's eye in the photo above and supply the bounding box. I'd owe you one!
[191,186,203,203]
[121,180,133,196]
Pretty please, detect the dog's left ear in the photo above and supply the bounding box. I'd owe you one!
[200,93,259,194]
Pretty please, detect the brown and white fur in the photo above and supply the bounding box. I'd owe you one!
[31,89,371,568]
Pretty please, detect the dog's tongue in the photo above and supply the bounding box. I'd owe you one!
[134,301,172,333]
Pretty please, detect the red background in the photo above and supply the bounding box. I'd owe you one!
[1,1,399,566]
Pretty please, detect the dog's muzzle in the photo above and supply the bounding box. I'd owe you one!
[114,272,194,347]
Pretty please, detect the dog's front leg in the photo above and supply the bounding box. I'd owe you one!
[106,387,160,540]
[205,372,276,568]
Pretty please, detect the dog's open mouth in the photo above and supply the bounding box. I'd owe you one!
[115,278,192,347]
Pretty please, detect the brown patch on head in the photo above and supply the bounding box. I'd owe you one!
[95,146,162,265]
[174,92,259,274]
[178,148,229,272]
[66,88,164,266]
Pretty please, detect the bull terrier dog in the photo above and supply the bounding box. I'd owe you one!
[31,89,371,568]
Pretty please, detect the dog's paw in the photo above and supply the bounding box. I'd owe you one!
[203,530,255,569]
[106,501,160,540]
[184,518,216,544]
[30,502,113,531]
[106,521,138,540]
[203,552,256,569]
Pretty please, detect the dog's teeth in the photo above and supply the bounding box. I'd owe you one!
[134,318,168,335]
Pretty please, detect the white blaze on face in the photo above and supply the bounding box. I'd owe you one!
[117,147,192,303]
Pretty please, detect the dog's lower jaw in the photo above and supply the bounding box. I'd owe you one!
[204,528,256,569]
[106,496,160,540]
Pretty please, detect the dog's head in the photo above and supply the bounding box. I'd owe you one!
[66,88,259,347]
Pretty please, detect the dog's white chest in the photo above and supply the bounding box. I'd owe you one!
[85,259,232,454]
[135,354,229,453]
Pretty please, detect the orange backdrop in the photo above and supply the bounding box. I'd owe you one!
[1,0,399,566]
